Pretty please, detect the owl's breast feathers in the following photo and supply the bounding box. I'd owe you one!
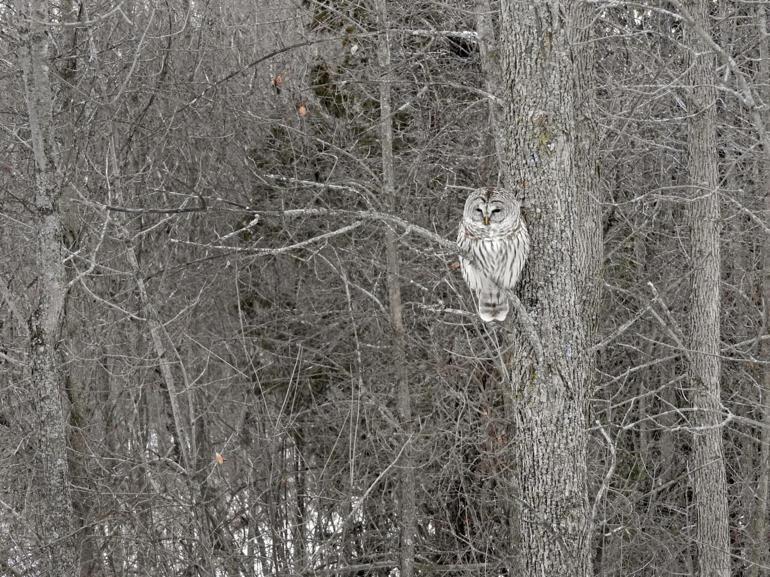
[458,223,528,287]
[459,231,501,272]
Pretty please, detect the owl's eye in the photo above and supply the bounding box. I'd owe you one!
[490,208,501,214]
[475,207,484,214]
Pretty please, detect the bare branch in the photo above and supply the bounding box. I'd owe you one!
[170,221,364,254]
[589,420,617,540]
[0,276,30,341]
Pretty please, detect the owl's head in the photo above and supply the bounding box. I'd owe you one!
[462,188,521,235]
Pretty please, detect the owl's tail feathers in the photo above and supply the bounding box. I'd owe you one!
[477,290,509,322]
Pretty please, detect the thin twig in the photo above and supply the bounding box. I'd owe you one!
[589,420,617,541]
[0,276,30,340]
[647,282,690,361]
[170,221,364,255]
[592,298,658,353]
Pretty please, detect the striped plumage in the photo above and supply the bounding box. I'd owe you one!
[457,188,529,322]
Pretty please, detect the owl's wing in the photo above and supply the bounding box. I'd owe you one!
[496,227,530,290]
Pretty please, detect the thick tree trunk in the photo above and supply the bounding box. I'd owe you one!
[496,3,598,576]
[16,0,78,575]
[684,2,731,576]
[374,3,416,576]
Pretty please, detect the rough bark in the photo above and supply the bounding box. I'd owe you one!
[374,2,416,576]
[16,0,79,575]
[497,3,598,576]
[474,0,507,188]
[685,2,731,576]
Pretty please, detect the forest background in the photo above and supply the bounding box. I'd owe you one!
[1,1,769,576]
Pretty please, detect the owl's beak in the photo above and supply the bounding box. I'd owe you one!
[482,215,490,226]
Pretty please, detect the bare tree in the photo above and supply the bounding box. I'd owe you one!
[683,2,731,575]
[8,1,770,575]
[374,1,416,576]
[495,2,599,576]
[14,0,78,575]
[750,5,770,576]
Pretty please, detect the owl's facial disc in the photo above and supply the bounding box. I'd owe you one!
[469,196,507,226]
[488,203,503,223]
[472,200,486,224]
[476,202,503,225]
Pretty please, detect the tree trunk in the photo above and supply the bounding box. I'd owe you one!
[374,3,416,576]
[496,3,599,576]
[751,6,770,576]
[16,0,78,575]
[474,0,507,188]
[684,2,731,576]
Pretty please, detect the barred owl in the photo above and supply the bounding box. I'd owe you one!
[457,188,530,322]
